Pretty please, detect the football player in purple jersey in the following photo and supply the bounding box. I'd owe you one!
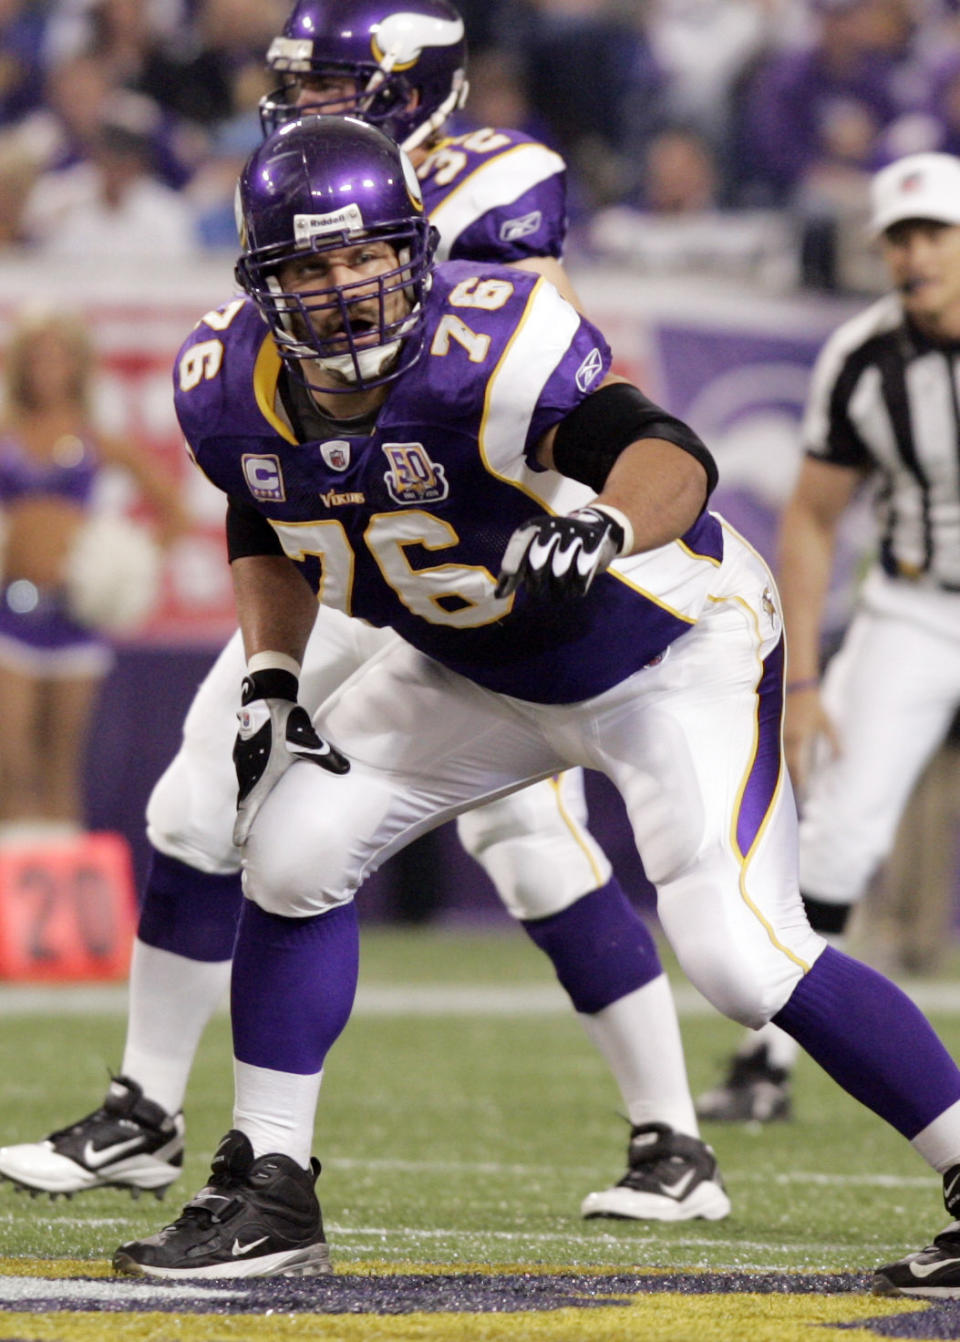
[258,0,576,303]
[0,0,730,1227]
[111,116,960,1290]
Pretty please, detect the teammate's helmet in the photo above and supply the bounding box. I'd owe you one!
[259,0,468,153]
[235,116,438,391]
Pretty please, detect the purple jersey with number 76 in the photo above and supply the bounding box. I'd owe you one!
[175,260,723,705]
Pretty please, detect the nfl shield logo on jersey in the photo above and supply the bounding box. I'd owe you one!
[321,440,351,471]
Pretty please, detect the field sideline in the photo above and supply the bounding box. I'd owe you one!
[1,925,959,1340]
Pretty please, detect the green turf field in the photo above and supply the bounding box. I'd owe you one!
[0,923,954,1280]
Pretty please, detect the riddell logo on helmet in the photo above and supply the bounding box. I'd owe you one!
[294,206,364,245]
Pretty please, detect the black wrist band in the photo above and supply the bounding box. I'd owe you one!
[241,668,299,704]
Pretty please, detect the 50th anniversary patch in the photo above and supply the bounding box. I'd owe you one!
[0,1264,952,1342]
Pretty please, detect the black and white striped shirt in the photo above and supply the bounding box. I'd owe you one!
[802,292,960,590]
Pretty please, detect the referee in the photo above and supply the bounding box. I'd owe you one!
[698,150,960,1124]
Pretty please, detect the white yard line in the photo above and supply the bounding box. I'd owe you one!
[324,1157,935,1189]
[0,1150,936,1191]
[0,1278,235,1302]
[5,981,960,1016]
[0,1215,133,1228]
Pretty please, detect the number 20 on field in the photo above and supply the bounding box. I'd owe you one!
[0,833,137,981]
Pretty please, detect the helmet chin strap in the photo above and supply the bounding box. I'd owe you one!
[400,78,468,154]
[314,306,421,385]
[318,338,403,383]
[360,56,468,156]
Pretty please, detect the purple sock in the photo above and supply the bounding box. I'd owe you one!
[522,878,662,1014]
[231,900,359,1074]
[137,849,242,962]
[774,945,960,1139]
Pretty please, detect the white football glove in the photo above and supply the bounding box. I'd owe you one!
[494,506,628,601]
[232,672,349,847]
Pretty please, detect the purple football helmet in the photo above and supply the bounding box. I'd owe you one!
[235,116,438,391]
[259,0,468,152]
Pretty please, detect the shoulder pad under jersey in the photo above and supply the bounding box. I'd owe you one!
[173,298,279,452]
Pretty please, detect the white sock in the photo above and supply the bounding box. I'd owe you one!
[580,974,699,1136]
[911,1098,960,1175]
[121,939,231,1116]
[233,1060,323,1168]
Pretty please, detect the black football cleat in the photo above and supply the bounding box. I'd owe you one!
[112,1129,332,1279]
[581,1122,731,1221]
[695,1045,792,1123]
[0,1075,183,1198]
[875,1164,960,1297]
[874,1222,960,1297]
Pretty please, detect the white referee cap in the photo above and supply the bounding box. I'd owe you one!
[870,152,960,237]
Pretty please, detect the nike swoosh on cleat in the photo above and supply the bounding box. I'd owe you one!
[81,1138,146,1169]
[908,1256,960,1279]
[231,1236,269,1256]
[663,1169,697,1200]
[945,1172,960,1205]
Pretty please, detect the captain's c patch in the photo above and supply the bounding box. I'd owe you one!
[242,454,286,503]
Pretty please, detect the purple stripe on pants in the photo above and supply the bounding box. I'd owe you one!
[736,637,785,859]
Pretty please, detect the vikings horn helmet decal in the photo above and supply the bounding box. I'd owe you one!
[235,116,438,391]
[259,0,468,152]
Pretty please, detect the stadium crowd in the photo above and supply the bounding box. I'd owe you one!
[1,0,960,285]
[0,0,959,1297]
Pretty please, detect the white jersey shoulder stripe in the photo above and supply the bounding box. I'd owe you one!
[802,292,902,452]
[478,277,591,515]
[431,142,565,261]
[477,280,714,624]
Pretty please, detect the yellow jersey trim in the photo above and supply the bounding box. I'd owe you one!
[253,334,297,445]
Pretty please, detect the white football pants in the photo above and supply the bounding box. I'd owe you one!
[799,568,960,906]
[242,526,825,1027]
[147,611,612,921]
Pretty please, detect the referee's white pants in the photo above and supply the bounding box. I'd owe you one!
[243,530,825,1027]
[799,569,960,906]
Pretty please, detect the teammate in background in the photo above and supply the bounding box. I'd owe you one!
[110,117,960,1293]
[697,150,960,1126]
[0,308,185,839]
[0,0,730,1226]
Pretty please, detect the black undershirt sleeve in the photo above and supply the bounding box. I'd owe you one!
[226,495,284,561]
